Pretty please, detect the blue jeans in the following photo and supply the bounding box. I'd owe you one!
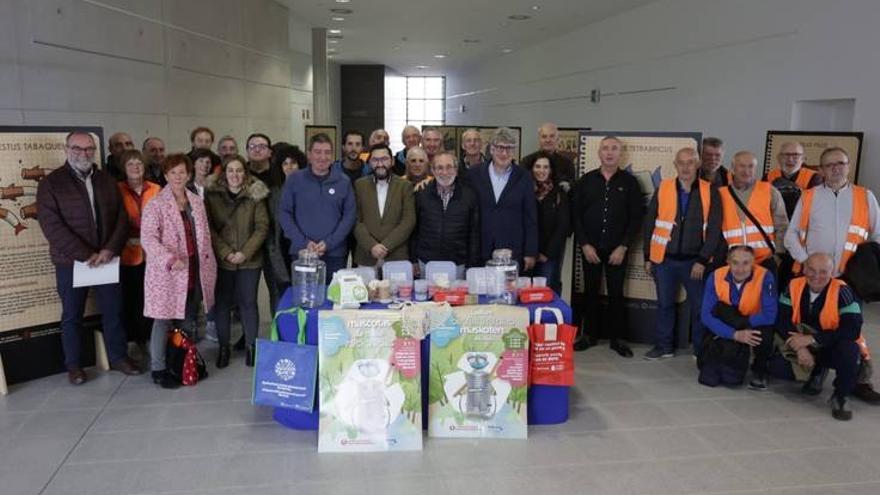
[653,259,705,354]
[533,259,561,294]
[55,265,127,368]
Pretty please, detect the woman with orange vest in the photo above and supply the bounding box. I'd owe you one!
[699,246,777,389]
[643,147,722,360]
[717,151,789,273]
[775,253,863,420]
[116,150,161,349]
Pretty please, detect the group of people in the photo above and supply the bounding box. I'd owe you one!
[636,138,880,420]
[36,124,880,420]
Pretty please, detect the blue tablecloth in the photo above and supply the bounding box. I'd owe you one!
[272,289,573,430]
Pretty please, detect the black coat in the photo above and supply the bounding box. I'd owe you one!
[467,163,539,262]
[412,181,481,267]
[537,188,571,260]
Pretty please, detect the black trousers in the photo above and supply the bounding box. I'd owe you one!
[581,248,627,342]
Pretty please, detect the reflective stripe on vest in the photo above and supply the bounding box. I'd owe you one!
[789,277,844,331]
[793,185,870,274]
[713,265,768,317]
[118,181,161,266]
[649,178,711,263]
[718,182,775,262]
[767,168,816,190]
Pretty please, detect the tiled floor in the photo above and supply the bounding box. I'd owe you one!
[3,309,880,495]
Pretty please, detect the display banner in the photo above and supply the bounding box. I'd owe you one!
[428,304,529,439]
[763,131,863,183]
[570,131,701,346]
[318,309,422,452]
[0,126,104,385]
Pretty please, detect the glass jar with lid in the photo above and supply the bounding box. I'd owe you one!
[291,249,326,308]
[485,248,518,304]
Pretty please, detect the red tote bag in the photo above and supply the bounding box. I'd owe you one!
[528,307,576,386]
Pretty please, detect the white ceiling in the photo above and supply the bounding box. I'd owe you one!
[277,0,658,75]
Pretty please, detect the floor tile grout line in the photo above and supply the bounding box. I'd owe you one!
[37,373,130,495]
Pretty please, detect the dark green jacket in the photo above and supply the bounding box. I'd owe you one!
[204,176,269,271]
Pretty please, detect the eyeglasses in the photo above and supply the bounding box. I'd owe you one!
[247,143,269,151]
[68,146,96,154]
[492,144,516,153]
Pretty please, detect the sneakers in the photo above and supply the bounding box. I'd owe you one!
[643,347,674,361]
[853,383,880,405]
[747,375,768,391]
[829,394,853,421]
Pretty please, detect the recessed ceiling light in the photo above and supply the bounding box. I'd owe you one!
[531,5,541,10]
[508,14,531,20]
[328,48,337,53]
[330,8,352,14]
[433,54,446,59]
[331,16,345,21]
[329,39,338,44]
[463,38,481,44]
[328,29,342,34]
[501,48,513,53]
[335,0,350,3]
[415,65,429,69]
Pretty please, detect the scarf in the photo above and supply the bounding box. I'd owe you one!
[535,178,554,201]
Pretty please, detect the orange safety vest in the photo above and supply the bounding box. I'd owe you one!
[788,277,871,358]
[789,277,844,331]
[718,182,776,262]
[713,265,768,316]
[118,181,161,266]
[766,168,817,191]
[793,185,870,274]
[649,178,711,263]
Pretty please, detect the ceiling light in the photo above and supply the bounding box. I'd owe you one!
[415,65,429,69]
[335,0,350,3]
[501,48,513,53]
[328,29,342,34]
[329,39,338,44]
[531,5,541,10]
[328,48,337,53]
[433,54,447,59]
[330,8,353,14]
[508,14,531,20]
[392,45,401,50]
[331,16,345,21]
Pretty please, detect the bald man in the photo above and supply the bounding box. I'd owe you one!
[394,125,422,176]
[776,253,863,420]
[520,123,576,191]
[106,131,135,180]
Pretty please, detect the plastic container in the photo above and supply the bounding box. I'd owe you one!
[382,260,413,283]
[532,276,547,288]
[486,249,518,304]
[414,279,429,301]
[290,249,326,308]
[425,261,457,289]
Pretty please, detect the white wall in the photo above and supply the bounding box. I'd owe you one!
[0,0,312,153]
[446,0,880,191]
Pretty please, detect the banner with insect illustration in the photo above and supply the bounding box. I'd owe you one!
[317,309,423,452]
[427,304,530,439]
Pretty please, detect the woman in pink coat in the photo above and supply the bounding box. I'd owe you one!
[142,153,217,388]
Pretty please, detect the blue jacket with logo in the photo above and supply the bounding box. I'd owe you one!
[278,165,356,258]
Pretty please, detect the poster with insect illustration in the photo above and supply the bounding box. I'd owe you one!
[317,309,423,452]
[0,126,104,335]
[428,304,529,439]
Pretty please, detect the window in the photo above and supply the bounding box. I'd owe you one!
[385,76,445,151]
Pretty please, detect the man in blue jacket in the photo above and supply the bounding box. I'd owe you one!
[467,127,538,270]
[279,133,356,276]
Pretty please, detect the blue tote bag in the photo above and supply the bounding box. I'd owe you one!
[253,307,317,412]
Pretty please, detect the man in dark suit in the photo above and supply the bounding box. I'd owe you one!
[352,144,416,267]
[467,127,538,270]
[36,131,141,385]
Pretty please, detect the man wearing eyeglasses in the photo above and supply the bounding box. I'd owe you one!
[352,144,415,268]
[245,133,273,187]
[36,131,141,385]
[467,127,538,271]
[785,146,880,404]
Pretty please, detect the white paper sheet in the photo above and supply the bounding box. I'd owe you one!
[72,257,120,288]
